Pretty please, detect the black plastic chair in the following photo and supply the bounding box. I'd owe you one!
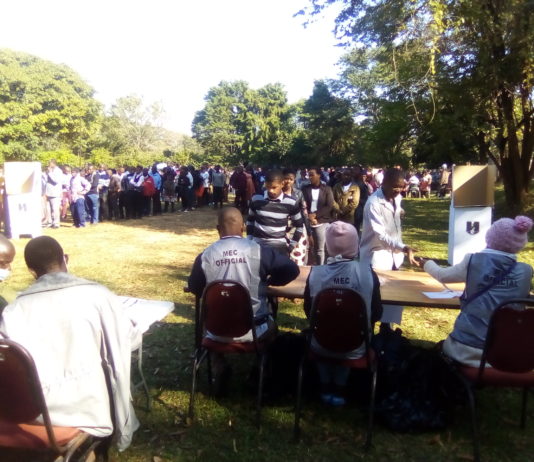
[445,298,534,462]
[188,280,275,427]
[294,287,377,449]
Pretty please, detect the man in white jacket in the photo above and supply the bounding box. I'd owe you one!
[0,236,139,451]
[359,168,418,324]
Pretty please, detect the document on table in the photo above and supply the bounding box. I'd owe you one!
[120,296,175,334]
[422,290,463,299]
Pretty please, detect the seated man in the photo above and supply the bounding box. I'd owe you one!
[188,207,299,389]
[423,216,533,367]
[0,236,139,451]
[303,221,382,406]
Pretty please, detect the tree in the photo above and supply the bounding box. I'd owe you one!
[192,81,297,166]
[98,95,165,156]
[299,80,358,166]
[300,0,534,212]
[0,49,102,161]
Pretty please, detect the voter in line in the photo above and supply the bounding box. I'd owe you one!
[422,216,533,366]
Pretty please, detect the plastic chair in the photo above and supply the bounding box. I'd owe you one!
[188,280,275,427]
[0,338,110,461]
[294,288,377,449]
[446,298,534,462]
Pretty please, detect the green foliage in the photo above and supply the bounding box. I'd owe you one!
[192,81,299,167]
[38,148,82,167]
[303,0,534,210]
[0,49,102,161]
[298,80,358,166]
[87,147,114,167]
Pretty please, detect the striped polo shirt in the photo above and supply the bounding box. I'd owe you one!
[246,191,304,249]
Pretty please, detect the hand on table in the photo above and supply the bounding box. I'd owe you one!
[403,246,419,267]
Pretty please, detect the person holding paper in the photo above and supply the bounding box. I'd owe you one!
[422,216,533,366]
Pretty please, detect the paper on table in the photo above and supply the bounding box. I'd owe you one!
[120,296,174,334]
[422,290,463,299]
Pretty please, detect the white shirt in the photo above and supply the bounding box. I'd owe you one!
[359,187,405,270]
[310,188,320,213]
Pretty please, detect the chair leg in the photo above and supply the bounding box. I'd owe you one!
[206,352,213,395]
[188,349,207,420]
[364,366,377,451]
[521,387,529,429]
[293,357,306,441]
[256,354,267,428]
[465,385,481,462]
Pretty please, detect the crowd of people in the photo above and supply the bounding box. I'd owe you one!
[0,158,530,455]
[34,159,454,232]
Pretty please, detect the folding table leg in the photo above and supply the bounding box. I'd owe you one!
[132,337,151,411]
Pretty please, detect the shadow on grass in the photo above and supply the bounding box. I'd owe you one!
[105,207,221,237]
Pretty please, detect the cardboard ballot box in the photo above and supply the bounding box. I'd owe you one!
[448,165,496,265]
[4,162,42,239]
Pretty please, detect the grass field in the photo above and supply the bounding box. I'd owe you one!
[2,192,534,462]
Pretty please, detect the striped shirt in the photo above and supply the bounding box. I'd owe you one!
[246,191,304,249]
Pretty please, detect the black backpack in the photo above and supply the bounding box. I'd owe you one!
[372,328,463,432]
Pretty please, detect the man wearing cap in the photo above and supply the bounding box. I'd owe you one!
[424,216,533,366]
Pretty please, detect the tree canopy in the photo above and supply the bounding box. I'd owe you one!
[0,50,202,167]
[300,0,534,211]
[192,81,298,166]
[0,49,102,161]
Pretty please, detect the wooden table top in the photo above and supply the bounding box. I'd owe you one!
[268,266,465,309]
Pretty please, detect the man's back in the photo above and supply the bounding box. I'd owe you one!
[0,272,138,450]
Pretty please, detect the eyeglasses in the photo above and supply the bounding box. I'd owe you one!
[64,254,69,265]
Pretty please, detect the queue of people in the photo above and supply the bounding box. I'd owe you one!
[39,161,232,229]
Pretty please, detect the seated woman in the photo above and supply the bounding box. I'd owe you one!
[423,216,533,367]
[303,221,382,406]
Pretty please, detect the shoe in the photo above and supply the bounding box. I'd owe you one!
[52,224,60,229]
[321,393,333,405]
